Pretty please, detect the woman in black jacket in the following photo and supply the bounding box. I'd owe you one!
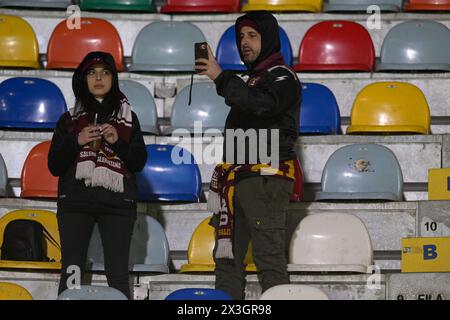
[48,51,147,299]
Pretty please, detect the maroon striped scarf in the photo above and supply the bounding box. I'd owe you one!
[71,99,132,193]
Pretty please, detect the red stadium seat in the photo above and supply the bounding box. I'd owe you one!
[20,141,58,198]
[160,0,240,13]
[404,0,450,10]
[290,158,304,202]
[46,18,124,71]
[294,21,375,72]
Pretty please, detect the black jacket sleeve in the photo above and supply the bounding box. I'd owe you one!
[214,67,300,119]
[109,111,147,173]
[48,112,82,177]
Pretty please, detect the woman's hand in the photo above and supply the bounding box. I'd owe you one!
[77,125,101,146]
[99,123,119,144]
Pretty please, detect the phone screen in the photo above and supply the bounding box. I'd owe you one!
[195,42,208,73]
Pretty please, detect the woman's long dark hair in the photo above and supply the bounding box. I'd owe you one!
[72,51,124,118]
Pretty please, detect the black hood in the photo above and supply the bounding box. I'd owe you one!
[72,51,124,118]
[235,11,281,70]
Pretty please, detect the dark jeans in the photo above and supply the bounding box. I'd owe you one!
[213,176,293,300]
[57,211,135,299]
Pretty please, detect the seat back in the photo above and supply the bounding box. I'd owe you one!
[377,20,450,71]
[0,0,71,8]
[299,82,341,134]
[315,143,404,201]
[130,21,206,72]
[0,153,8,196]
[294,20,374,72]
[20,141,58,198]
[324,0,402,12]
[79,0,156,12]
[216,25,293,70]
[161,0,240,13]
[136,144,202,202]
[259,284,329,300]
[57,285,127,300]
[0,282,33,300]
[180,217,256,272]
[0,78,67,129]
[0,15,39,69]
[242,0,323,12]
[288,212,373,273]
[165,288,233,300]
[0,210,61,263]
[170,82,230,133]
[405,0,450,11]
[47,18,124,71]
[346,82,431,134]
[119,80,159,134]
[87,214,170,273]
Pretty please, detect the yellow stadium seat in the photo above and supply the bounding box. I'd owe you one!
[242,0,322,12]
[428,168,450,200]
[402,237,450,272]
[180,217,256,273]
[347,82,431,134]
[0,210,61,270]
[0,282,32,300]
[0,15,39,69]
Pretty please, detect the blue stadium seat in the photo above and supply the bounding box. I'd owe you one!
[316,143,404,201]
[0,78,67,129]
[0,0,71,8]
[216,25,293,70]
[165,288,233,300]
[136,144,202,202]
[130,21,206,72]
[0,153,7,196]
[170,82,230,133]
[87,214,170,273]
[299,83,341,134]
[57,286,127,300]
[119,80,159,135]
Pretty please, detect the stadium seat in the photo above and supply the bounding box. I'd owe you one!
[0,209,61,270]
[180,217,257,273]
[346,82,431,134]
[315,143,404,201]
[86,214,170,273]
[119,80,159,134]
[0,15,39,69]
[290,158,304,202]
[129,21,206,72]
[160,0,240,13]
[324,0,402,12]
[0,153,7,197]
[288,212,373,273]
[136,144,202,202]
[47,18,124,71]
[170,82,230,133]
[299,83,341,134]
[242,0,323,12]
[0,0,70,8]
[294,21,375,72]
[20,141,58,199]
[428,168,450,200]
[165,288,233,300]
[79,0,156,12]
[0,77,67,129]
[259,284,329,300]
[404,0,450,11]
[57,285,127,300]
[216,25,293,70]
[377,20,450,71]
[0,282,33,300]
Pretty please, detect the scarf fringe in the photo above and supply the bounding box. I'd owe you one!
[207,190,222,214]
[91,166,124,193]
[75,160,95,187]
[215,238,234,259]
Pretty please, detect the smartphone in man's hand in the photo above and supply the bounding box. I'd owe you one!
[194,42,209,73]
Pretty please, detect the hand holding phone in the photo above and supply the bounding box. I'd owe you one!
[195,42,209,73]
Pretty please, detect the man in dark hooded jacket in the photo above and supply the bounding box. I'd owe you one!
[196,11,301,300]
